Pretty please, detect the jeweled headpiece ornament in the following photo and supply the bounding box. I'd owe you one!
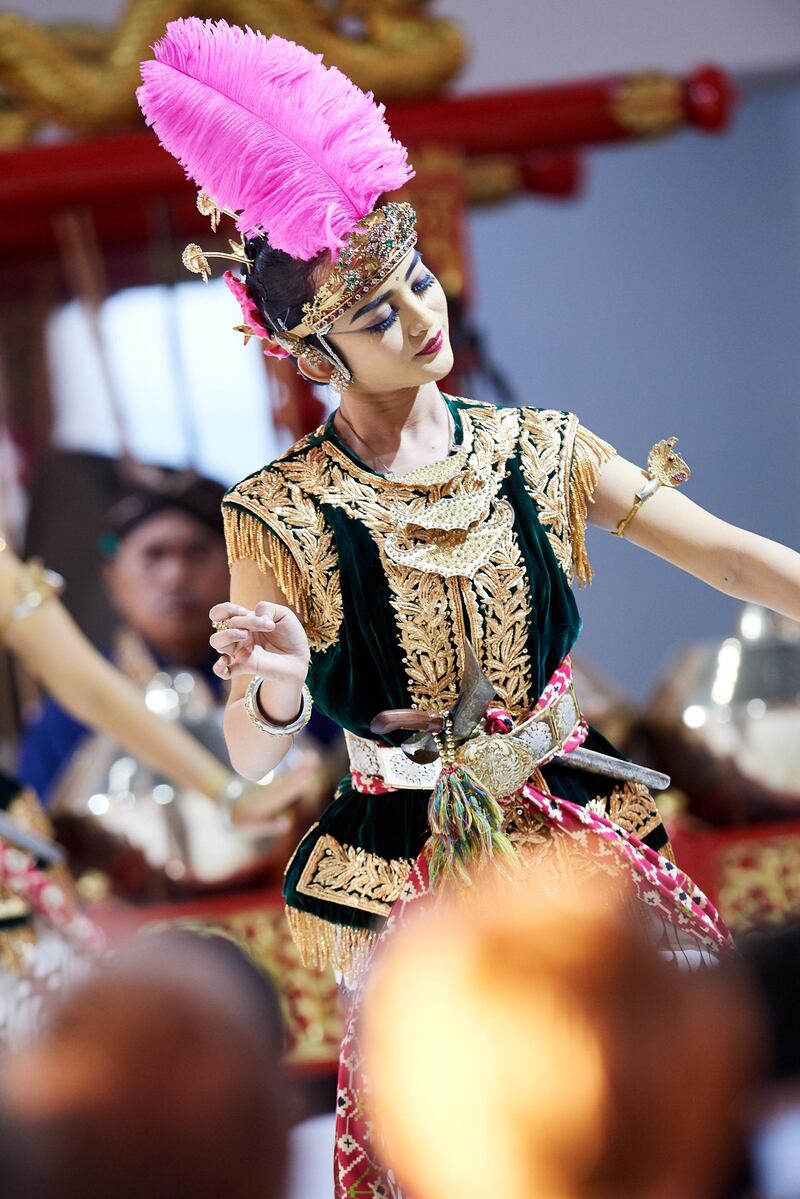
[137,18,417,358]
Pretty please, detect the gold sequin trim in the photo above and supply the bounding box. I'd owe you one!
[296,833,415,918]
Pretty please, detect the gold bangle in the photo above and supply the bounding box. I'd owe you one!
[612,437,691,538]
[0,557,65,632]
[244,676,313,736]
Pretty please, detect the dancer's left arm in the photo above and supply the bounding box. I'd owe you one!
[589,454,800,621]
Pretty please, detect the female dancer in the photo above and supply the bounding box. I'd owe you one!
[138,19,800,1195]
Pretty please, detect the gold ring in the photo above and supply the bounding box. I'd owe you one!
[213,618,231,632]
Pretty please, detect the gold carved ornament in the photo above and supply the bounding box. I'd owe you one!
[0,2,466,147]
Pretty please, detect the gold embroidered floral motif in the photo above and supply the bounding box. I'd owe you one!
[502,801,620,891]
[518,408,616,587]
[223,400,604,718]
[470,525,533,715]
[296,834,415,918]
[517,408,575,577]
[275,403,520,712]
[590,782,663,842]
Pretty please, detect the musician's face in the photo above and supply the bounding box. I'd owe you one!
[104,510,229,662]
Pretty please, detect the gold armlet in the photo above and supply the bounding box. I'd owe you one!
[612,437,691,538]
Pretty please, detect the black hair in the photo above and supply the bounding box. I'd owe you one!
[242,235,344,375]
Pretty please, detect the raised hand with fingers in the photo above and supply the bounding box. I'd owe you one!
[209,599,310,688]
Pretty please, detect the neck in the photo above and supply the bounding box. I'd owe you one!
[336,382,449,471]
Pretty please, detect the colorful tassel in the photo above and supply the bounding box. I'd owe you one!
[427,763,515,888]
[138,19,414,260]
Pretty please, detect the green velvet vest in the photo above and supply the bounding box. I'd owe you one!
[223,397,668,971]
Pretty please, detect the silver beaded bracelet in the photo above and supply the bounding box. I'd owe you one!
[244,676,313,736]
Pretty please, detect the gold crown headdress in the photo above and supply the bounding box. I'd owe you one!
[184,196,417,354]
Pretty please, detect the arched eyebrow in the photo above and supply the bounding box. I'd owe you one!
[348,250,422,325]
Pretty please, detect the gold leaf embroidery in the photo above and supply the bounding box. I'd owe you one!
[592,782,663,842]
[518,408,616,587]
[470,526,533,716]
[275,406,517,713]
[223,401,541,715]
[296,834,415,918]
[517,408,574,577]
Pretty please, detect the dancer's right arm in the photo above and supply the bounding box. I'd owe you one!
[210,559,311,782]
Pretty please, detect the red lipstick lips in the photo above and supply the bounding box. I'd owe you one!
[416,330,443,357]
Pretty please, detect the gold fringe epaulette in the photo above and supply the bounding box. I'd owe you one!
[223,505,270,574]
[568,425,617,587]
[285,906,378,981]
[222,505,306,618]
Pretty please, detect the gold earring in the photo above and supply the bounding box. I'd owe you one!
[298,343,326,368]
[329,366,352,393]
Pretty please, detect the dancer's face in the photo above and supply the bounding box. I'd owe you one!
[315,246,454,393]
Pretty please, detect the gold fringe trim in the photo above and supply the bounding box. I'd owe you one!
[568,425,617,587]
[223,505,270,575]
[222,505,307,619]
[285,906,378,979]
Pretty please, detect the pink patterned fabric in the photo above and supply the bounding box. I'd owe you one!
[350,769,393,796]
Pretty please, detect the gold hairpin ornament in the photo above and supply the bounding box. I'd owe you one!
[181,239,252,284]
[613,437,691,538]
[196,191,241,233]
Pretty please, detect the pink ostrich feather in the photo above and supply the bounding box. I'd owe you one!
[137,18,414,261]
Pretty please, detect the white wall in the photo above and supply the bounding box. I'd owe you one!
[470,84,800,698]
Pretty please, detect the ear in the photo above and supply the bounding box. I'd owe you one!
[297,352,333,386]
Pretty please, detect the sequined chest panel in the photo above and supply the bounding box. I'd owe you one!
[225,402,580,720]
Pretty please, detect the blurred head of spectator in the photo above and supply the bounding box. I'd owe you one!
[102,469,228,666]
[0,930,288,1199]
[363,869,758,1199]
